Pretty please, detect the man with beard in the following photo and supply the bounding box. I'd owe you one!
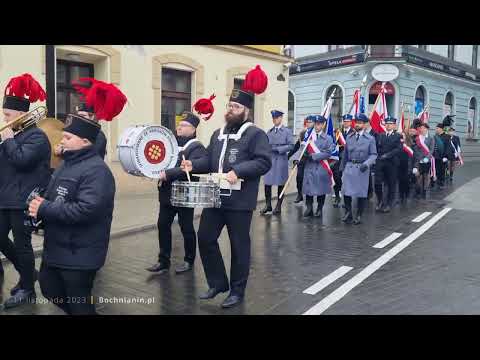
[288,116,314,204]
[340,114,377,225]
[146,112,207,274]
[180,88,271,308]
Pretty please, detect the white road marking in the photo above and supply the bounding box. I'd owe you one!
[303,207,452,315]
[412,212,432,223]
[373,232,403,249]
[303,266,353,295]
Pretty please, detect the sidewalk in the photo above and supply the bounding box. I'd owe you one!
[1,161,298,261]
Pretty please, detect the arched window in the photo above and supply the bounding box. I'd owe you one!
[325,85,343,128]
[468,97,477,138]
[444,91,455,116]
[368,81,395,116]
[288,90,295,132]
[414,85,427,116]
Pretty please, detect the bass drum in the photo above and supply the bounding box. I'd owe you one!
[117,125,179,179]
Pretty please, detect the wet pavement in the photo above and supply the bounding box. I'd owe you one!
[1,162,480,315]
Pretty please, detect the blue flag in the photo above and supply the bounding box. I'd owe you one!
[360,96,365,114]
[327,115,339,160]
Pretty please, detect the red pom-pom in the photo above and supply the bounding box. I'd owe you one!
[74,78,127,121]
[193,94,216,121]
[241,65,268,95]
[4,73,46,103]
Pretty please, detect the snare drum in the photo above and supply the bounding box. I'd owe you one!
[117,125,179,179]
[171,181,221,208]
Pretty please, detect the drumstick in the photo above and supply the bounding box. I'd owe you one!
[182,155,191,183]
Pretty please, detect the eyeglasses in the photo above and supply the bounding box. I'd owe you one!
[226,103,244,111]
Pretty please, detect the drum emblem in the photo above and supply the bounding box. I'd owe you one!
[144,140,166,164]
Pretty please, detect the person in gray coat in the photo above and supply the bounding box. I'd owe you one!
[302,115,336,218]
[261,110,294,215]
[340,114,377,225]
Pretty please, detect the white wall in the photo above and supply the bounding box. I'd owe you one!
[293,45,328,58]
[429,45,448,58]
[455,45,473,65]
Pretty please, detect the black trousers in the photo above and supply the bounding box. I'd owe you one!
[39,263,97,315]
[264,185,285,205]
[435,158,446,186]
[398,158,410,199]
[197,209,253,297]
[374,160,398,206]
[332,161,342,197]
[296,162,305,195]
[158,203,196,265]
[0,209,34,290]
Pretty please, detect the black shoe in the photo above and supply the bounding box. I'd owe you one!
[294,194,303,204]
[3,289,36,309]
[314,206,322,218]
[199,287,229,300]
[260,205,272,215]
[382,205,391,213]
[11,269,39,296]
[375,202,383,212]
[353,216,362,225]
[146,262,170,273]
[342,211,353,224]
[303,205,313,217]
[175,261,193,274]
[221,294,244,309]
[272,203,282,215]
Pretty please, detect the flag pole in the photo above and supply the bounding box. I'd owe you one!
[279,89,336,200]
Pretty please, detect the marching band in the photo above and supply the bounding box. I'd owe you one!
[0,66,466,314]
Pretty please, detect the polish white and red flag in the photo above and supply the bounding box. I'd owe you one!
[370,82,387,134]
[416,134,436,180]
[336,130,346,146]
[418,105,430,123]
[304,91,337,186]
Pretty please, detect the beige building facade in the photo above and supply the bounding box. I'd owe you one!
[0,45,292,163]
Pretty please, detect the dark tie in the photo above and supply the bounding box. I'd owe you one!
[275,128,278,134]
[356,134,360,141]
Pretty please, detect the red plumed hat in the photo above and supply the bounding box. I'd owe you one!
[73,78,127,121]
[193,94,216,121]
[3,73,46,112]
[241,65,268,95]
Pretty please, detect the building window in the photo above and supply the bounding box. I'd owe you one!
[233,77,255,122]
[414,85,427,116]
[325,85,343,128]
[56,59,94,120]
[473,46,478,68]
[161,68,192,131]
[369,45,395,58]
[448,45,455,60]
[444,91,454,116]
[468,97,477,138]
[418,45,428,51]
[328,45,343,52]
[288,90,295,132]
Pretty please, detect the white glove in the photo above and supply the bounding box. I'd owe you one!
[442,157,448,163]
[412,168,418,175]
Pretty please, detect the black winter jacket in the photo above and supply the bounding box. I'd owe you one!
[0,126,51,209]
[38,146,115,270]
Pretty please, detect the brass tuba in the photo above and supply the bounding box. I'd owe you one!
[0,105,65,169]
